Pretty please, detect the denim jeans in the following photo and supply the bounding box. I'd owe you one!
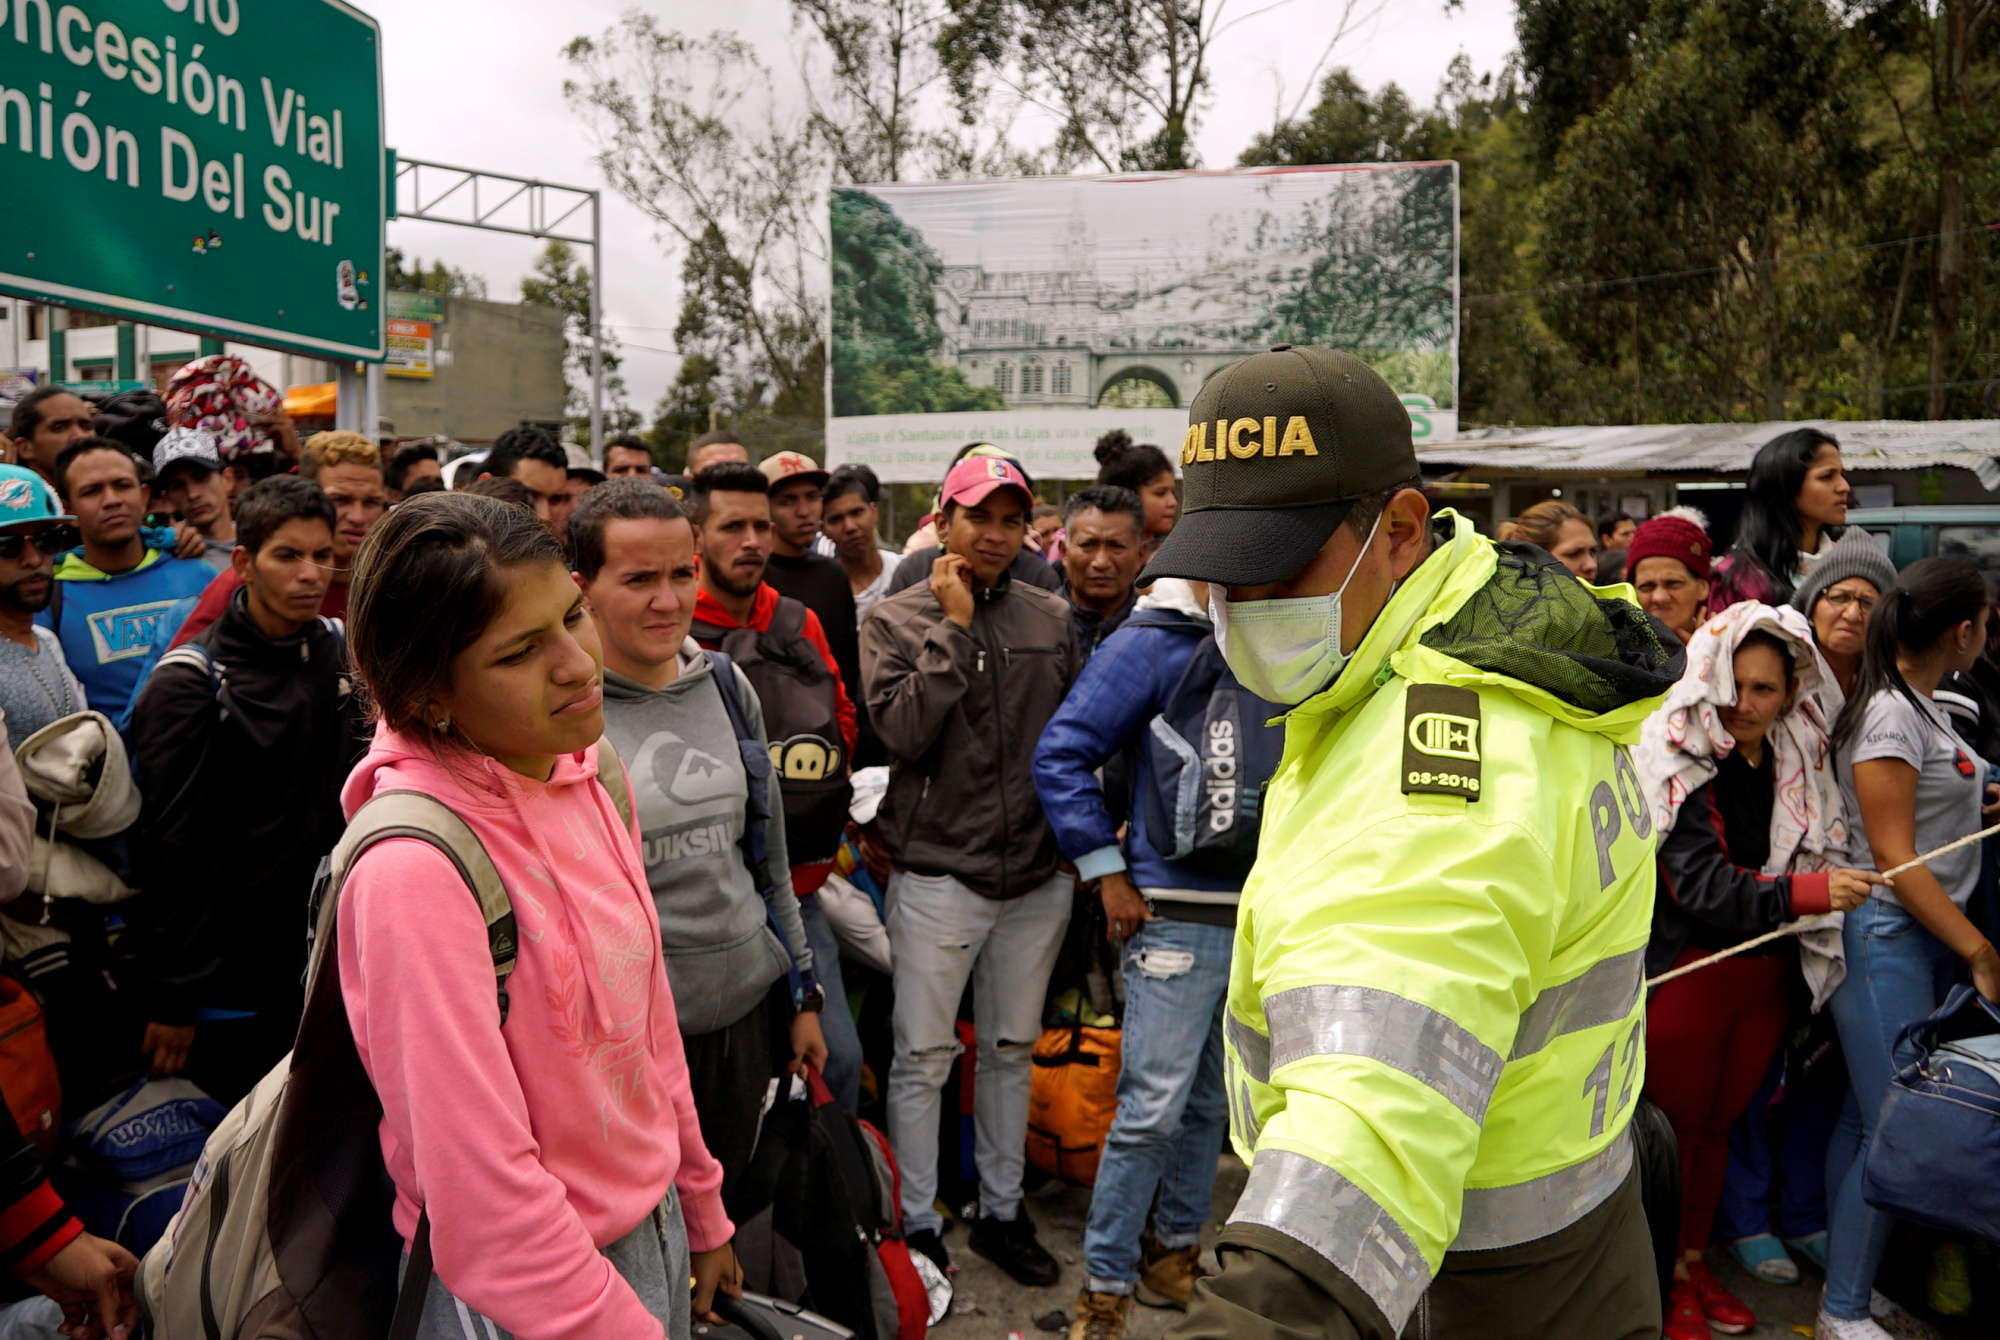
[798,892,864,1112]
[885,868,1073,1235]
[1822,897,1959,1319]
[1083,916,1232,1294]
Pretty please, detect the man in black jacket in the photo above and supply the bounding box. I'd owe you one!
[128,477,365,1105]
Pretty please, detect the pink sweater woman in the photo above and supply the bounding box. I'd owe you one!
[339,491,737,1340]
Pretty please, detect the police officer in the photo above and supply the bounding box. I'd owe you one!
[1149,348,1681,1340]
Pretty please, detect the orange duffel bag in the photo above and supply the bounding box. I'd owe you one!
[0,972,60,1154]
[1026,1023,1121,1186]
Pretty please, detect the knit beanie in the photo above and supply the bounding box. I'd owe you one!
[1790,528,1897,615]
[1627,512,1713,583]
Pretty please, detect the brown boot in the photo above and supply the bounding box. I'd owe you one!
[1068,1290,1131,1340]
[1135,1240,1208,1310]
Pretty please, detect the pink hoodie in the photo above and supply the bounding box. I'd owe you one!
[336,724,730,1340]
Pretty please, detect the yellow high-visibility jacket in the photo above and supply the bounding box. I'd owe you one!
[1223,512,1681,1333]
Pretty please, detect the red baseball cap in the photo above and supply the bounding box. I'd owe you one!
[759,450,829,489]
[940,455,1033,510]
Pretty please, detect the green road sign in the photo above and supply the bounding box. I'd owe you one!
[0,0,385,361]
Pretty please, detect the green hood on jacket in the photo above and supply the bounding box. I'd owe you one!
[1298,510,1684,746]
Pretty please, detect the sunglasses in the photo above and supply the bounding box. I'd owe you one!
[0,526,79,561]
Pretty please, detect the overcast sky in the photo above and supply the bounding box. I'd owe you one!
[371,0,1518,416]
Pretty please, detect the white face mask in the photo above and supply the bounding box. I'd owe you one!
[1211,508,1385,706]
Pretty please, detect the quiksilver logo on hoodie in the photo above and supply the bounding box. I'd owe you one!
[643,818,732,865]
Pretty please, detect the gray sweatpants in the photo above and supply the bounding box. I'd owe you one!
[401,1188,691,1340]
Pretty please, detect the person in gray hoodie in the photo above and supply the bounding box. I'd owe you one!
[571,480,826,1203]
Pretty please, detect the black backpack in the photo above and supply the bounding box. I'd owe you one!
[694,597,853,865]
[1126,609,1286,882]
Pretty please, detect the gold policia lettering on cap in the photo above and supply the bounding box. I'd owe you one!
[1182,416,1319,464]
[1181,422,1210,465]
[1229,418,1259,458]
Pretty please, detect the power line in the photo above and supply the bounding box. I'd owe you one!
[1463,220,2000,304]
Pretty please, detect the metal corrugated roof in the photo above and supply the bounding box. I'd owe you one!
[1417,419,2000,489]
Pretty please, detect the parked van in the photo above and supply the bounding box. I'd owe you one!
[1844,506,2000,577]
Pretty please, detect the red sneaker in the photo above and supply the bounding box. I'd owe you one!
[1664,1277,1712,1340]
[1689,1261,1756,1335]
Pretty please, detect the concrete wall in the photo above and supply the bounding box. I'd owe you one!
[383,296,565,441]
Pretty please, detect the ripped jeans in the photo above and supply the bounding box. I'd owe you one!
[885,868,1074,1235]
[1083,915,1232,1293]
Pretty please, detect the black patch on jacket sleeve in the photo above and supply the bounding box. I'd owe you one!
[1402,683,1483,801]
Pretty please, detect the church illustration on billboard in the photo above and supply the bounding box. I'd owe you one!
[931,206,1285,412]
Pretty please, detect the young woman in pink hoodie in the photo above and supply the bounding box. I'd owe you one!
[339,491,738,1340]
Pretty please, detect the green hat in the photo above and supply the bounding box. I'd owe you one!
[1139,345,1418,586]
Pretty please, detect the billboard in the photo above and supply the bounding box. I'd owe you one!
[827,163,1458,483]
[0,0,385,360]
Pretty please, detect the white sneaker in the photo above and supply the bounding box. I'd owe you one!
[1816,1311,1894,1339]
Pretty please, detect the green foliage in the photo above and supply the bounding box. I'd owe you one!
[384,247,487,299]
[832,189,946,363]
[1239,70,1439,167]
[1248,4,2000,427]
[520,240,638,439]
[1514,0,1652,164]
[830,187,1004,415]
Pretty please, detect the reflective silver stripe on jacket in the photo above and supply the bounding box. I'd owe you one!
[1226,1009,1271,1084]
[1452,1126,1634,1252]
[1232,1147,1433,1332]
[1260,984,1504,1123]
[1508,949,1644,1060]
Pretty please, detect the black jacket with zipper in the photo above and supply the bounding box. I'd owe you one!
[860,566,1079,899]
[128,590,365,1023]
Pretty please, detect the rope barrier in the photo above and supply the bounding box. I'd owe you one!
[1641,821,2000,989]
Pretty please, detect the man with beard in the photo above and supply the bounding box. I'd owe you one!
[0,466,85,749]
[686,464,863,1107]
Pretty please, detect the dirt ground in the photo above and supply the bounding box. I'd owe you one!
[926,1155,1991,1340]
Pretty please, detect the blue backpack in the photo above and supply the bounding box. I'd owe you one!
[1127,610,1286,882]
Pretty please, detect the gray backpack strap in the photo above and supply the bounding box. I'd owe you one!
[594,735,633,832]
[320,791,518,1024]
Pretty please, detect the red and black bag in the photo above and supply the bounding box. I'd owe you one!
[774,1067,940,1340]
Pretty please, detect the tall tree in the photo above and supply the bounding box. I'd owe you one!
[564,20,826,428]
[520,240,637,438]
[1537,0,1866,422]
[1239,69,1438,167]
[384,248,487,298]
[791,0,941,183]
[1847,0,2000,417]
[1514,0,1654,164]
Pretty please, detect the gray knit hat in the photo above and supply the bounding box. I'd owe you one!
[1790,528,1898,615]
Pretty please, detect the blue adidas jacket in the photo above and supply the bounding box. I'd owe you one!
[1032,581,1245,901]
[39,536,217,724]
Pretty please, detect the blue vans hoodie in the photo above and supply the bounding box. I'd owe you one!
[39,535,216,723]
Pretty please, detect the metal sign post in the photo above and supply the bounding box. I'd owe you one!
[391,157,604,457]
